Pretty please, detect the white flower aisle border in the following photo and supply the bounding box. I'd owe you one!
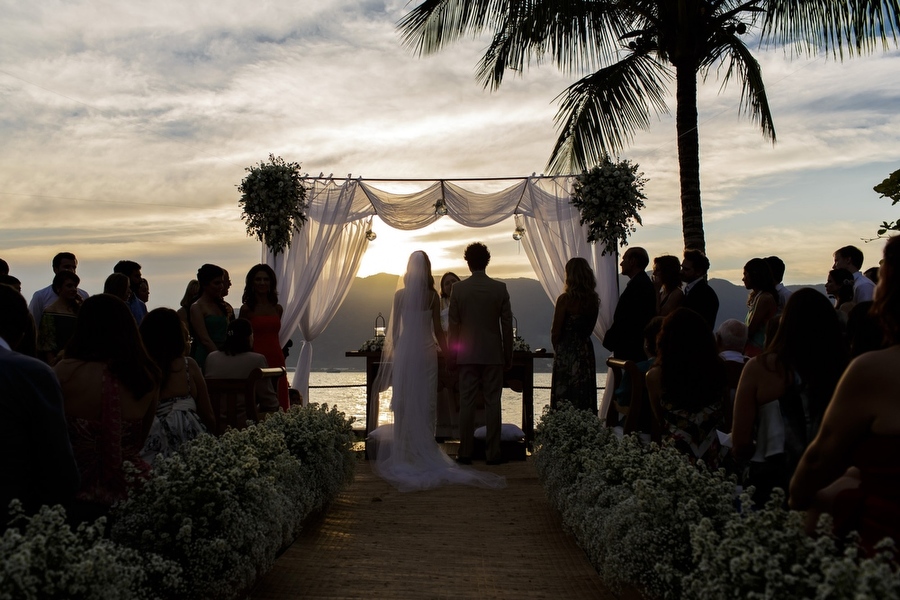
[238,154,309,256]
[0,404,356,600]
[533,406,899,599]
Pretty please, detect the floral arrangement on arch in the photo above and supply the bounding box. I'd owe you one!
[570,156,647,255]
[238,154,309,255]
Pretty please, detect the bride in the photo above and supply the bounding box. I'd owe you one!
[371,251,506,492]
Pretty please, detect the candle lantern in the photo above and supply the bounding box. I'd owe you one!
[374,312,386,338]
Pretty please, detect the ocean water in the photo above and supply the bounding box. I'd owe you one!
[304,371,608,431]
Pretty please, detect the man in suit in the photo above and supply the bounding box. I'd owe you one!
[681,248,719,330]
[603,247,657,362]
[0,284,79,522]
[448,243,513,465]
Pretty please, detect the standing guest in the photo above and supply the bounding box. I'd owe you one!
[239,264,289,411]
[54,294,159,523]
[846,301,883,358]
[732,288,847,508]
[205,318,280,426]
[448,242,513,466]
[603,247,656,362]
[136,278,150,304]
[791,236,900,552]
[550,257,600,412]
[652,255,684,316]
[189,264,234,372]
[439,272,461,333]
[825,268,855,317]
[0,285,80,523]
[103,273,131,302]
[140,308,215,464]
[0,274,20,293]
[437,272,462,437]
[176,279,200,328]
[742,258,779,357]
[764,256,792,316]
[0,258,8,276]
[37,271,82,366]
[29,252,89,326]
[222,269,233,299]
[1,275,38,357]
[680,248,719,330]
[864,266,880,285]
[113,260,147,325]
[833,245,876,304]
[646,308,726,467]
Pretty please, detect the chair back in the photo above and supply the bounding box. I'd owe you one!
[205,367,286,435]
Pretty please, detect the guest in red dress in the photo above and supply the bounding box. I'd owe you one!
[239,264,289,411]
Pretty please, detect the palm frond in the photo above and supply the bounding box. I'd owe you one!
[706,37,776,142]
[398,0,512,56]
[547,52,672,174]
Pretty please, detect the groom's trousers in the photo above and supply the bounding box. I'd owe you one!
[457,364,503,462]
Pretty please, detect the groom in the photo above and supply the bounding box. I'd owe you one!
[448,242,513,465]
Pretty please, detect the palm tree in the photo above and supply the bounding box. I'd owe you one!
[399,1,900,251]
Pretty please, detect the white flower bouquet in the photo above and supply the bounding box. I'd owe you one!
[513,336,531,352]
[238,154,309,255]
[359,336,385,352]
[571,156,647,255]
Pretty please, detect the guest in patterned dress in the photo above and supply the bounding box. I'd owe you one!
[239,264,289,411]
[550,257,600,412]
[53,294,159,524]
[139,308,215,464]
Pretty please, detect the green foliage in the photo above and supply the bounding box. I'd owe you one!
[570,157,647,254]
[875,168,900,235]
[238,154,308,255]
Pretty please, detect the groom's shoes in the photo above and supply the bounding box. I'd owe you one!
[455,456,472,465]
[486,458,508,466]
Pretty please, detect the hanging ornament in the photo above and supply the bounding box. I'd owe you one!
[366,229,377,241]
[512,225,525,241]
[434,198,449,216]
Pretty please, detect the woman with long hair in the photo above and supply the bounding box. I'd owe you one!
[550,257,600,412]
[239,264,288,411]
[790,237,900,550]
[38,270,83,365]
[732,287,848,507]
[652,254,684,317]
[646,308,726,466]
[189,264,234,372]
[54,294,160,521]
[438,271,461,333]
[176,279,200,327]
[742,258,779,357]
[140,308,215,463]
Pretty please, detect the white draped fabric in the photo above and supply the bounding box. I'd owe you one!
[265,175,620,409]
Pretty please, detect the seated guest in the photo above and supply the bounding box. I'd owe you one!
[37,271,82,366]
[864,266,879,285]
[651,255,684,316]
[646,308,726,467]
[54,294,159,523]
[205,318,279,426]
[716,318,749,425]
[140,308,215,464]
[742,258,778,357]
[29,252,89,326]
[825,268,855,318]
[103,273,131,302]
[790,236,900,552]
[0,285,79,523]
[176,279,200,328]
[732,288,847,508]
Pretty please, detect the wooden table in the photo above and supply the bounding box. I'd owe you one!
[345,350,553,445]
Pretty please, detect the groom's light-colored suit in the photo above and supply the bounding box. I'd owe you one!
[448,270,513,462]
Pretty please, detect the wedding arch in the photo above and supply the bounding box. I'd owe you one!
[261,175,620,404]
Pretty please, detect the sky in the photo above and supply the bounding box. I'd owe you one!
[2,0,899,312]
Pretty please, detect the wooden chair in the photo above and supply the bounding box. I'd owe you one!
[205,367,286,435]
[605,358,648,435]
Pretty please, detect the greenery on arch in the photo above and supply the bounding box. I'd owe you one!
[875,168,900,236]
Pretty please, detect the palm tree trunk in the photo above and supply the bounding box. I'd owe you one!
[675,64,705,252]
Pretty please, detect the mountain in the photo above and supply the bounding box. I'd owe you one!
[290,274,825,371]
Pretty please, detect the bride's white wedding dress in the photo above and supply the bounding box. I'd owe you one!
[371,253,506,492]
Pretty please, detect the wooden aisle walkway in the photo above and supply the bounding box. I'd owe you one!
[251,455,619,599]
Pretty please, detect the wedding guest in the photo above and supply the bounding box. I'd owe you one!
[29,252,89,326]
[680,249,719,330]
[136,278,150,304]
[189,264,234,372]
[0,274,16,291]
[646,308,726,467]
[103,273,131,302]
[140,308,214,464]
[791,236,900,552]
[603,247,656,362]
[550,257,600,412]
[825,268,855,317]
[222,269,232,299]
[0,285,79,523]
[652,254,684,316]
[846,301,883,358]
[0,258,8,276]
[239,264,289,411]
[765,256,792,316]
[439,272,461,333]
[37,271,82,365]
[1,276,37,358]
[864,266,880,285]
[732,288,847,507]
[205,318,279,427]
[176,279,200,327]
[54,294,159,523]
[833,245,875,304]
[113,260,147,325]
[742,258,778,357]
